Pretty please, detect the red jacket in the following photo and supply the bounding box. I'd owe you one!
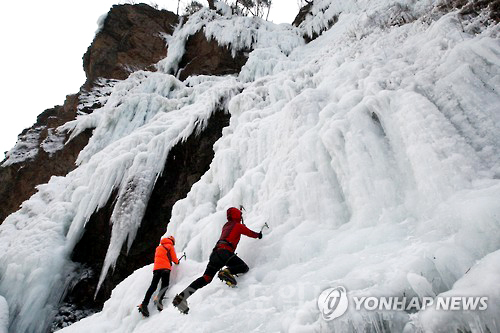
[153,237,179,271]
[216,220,260,252]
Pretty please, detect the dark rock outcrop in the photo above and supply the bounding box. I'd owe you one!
[177,30,248,80]
[291,1,338,43]
[83,4,179,89]
[438,0,500,22]
[292,1,313,27]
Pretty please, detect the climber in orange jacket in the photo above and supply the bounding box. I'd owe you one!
[172,207,262,313]
[138,235,179,317]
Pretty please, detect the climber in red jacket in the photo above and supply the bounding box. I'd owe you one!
[138,235,179,317]
[172,207,262,313]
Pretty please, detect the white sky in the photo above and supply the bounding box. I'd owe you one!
[0,0,299,157]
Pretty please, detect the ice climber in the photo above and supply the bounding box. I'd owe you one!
[172,207,262,314]
[138,235,179,317]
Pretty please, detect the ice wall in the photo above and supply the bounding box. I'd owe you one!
[1,0,500,332]
[164,6,500,331]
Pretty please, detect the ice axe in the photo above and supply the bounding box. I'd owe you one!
[260,222,269,233]
[179,252,186,262]
[240,205,246,225]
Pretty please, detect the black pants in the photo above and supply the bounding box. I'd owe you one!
[180,248,249,299]
[142,269,170,306]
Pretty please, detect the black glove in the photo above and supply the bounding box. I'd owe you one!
[258,232,263,239]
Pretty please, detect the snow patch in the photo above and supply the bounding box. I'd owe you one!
[41,128,66,155]
[1,127,42,166]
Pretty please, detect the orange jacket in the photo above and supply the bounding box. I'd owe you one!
[153,237,179,271]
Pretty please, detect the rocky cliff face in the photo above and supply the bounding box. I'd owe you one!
[178,30,248,80]
[0,4,180,224]
[0,95,91,224]
[0,3,251,331]
[82,4,179,90]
